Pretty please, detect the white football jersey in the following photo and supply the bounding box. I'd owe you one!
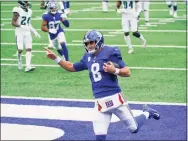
[121,0,137,19]
[12,7,32,34]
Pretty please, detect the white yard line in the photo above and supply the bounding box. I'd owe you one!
[1,18,186,21]
[1,9,186,13]
[0,2,186,6]
[1,42,186,48]
[0,28,186,33]
[1,95,186,106]
[1,63,186,71]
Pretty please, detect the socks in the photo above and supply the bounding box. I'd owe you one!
[26,51,31,68]
[102,1,108,12]
[48,34,53,47]
[124,35,133,49]
[60,42,69,61]
[96,134,106,140]
[144,10,149,22]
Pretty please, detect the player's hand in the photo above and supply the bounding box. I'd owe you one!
[103,61,116,74]
[44,47,57,60]
[33,31,41,38]
[116,9,123,14]
[61,13,68,19]
[49,29,57,34]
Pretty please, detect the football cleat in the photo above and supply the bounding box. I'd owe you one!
[25,66,35,72]
[143,104,160,120]
[128,48,134,54]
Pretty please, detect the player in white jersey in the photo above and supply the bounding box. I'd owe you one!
[136,0,150,26]
[116,0,147,54]
[166,0,178,18]
[12,1,40,72]
[102,0,108,12]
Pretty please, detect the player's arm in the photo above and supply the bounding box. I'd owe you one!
[116,0,122,9]
[45,48,87,72]
[61,14,70,27]
[11,12,20,27]
[103,62,131,77]
[40,0,46,9]
[41,20,49,32]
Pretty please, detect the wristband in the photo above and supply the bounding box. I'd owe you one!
[55,56,62,64]
[113,68,120,75]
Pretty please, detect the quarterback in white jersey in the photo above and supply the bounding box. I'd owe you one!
[12,1,40,72]
[116,0,146,54]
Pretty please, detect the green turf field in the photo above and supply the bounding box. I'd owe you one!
[1,1,187,103]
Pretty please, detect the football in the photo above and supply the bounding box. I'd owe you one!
[107,61,120,68]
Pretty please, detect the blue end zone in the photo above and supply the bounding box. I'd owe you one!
[1,97,187,140]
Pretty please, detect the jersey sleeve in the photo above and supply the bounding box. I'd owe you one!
[73,55,88,72]
[12,7,20,14]
[42,13,48,21]
[109,47,126,68]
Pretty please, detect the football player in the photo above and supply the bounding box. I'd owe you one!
[44,30,160,140]
[12,1,40,72]
[59,0,71,15]
[102,0,108,12]
[166,0,178,18]
[116,0,147,54]
[40,0,54,49]
[136,0,150,26]
[41,2,69,61]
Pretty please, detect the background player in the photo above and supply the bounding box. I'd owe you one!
[166,0,178,18]
[136,0,150,26]
[12,0,41,72]
[116,0,147,54]
[41,2,69,61]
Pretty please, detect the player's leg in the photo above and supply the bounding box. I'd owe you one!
[93,103,112,140]
[131,18,147,48]
[136,1,143,22]
[122,19,134,54]
[64,0,71,15]
[114,103,160,133]
[143,1,150,26]
[59,0,65,13]
[47,34,54,49]
[16,34,24,70]
[102,0,108,12]
[57,32,69,61]
[166,0,173,16]
[172,0,178,17]
[24,33,35,72]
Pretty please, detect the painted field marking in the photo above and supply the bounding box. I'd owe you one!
[1,63,186,71]
[1,42,186,48]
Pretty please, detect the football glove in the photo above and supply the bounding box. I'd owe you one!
[29,25,41,38]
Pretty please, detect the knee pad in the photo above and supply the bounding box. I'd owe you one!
[133,32,140,38]
[124,32,129,36]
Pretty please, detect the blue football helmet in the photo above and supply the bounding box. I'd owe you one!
[18,1,31,11]
[83,30,104,54]
[47,2,58,14]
